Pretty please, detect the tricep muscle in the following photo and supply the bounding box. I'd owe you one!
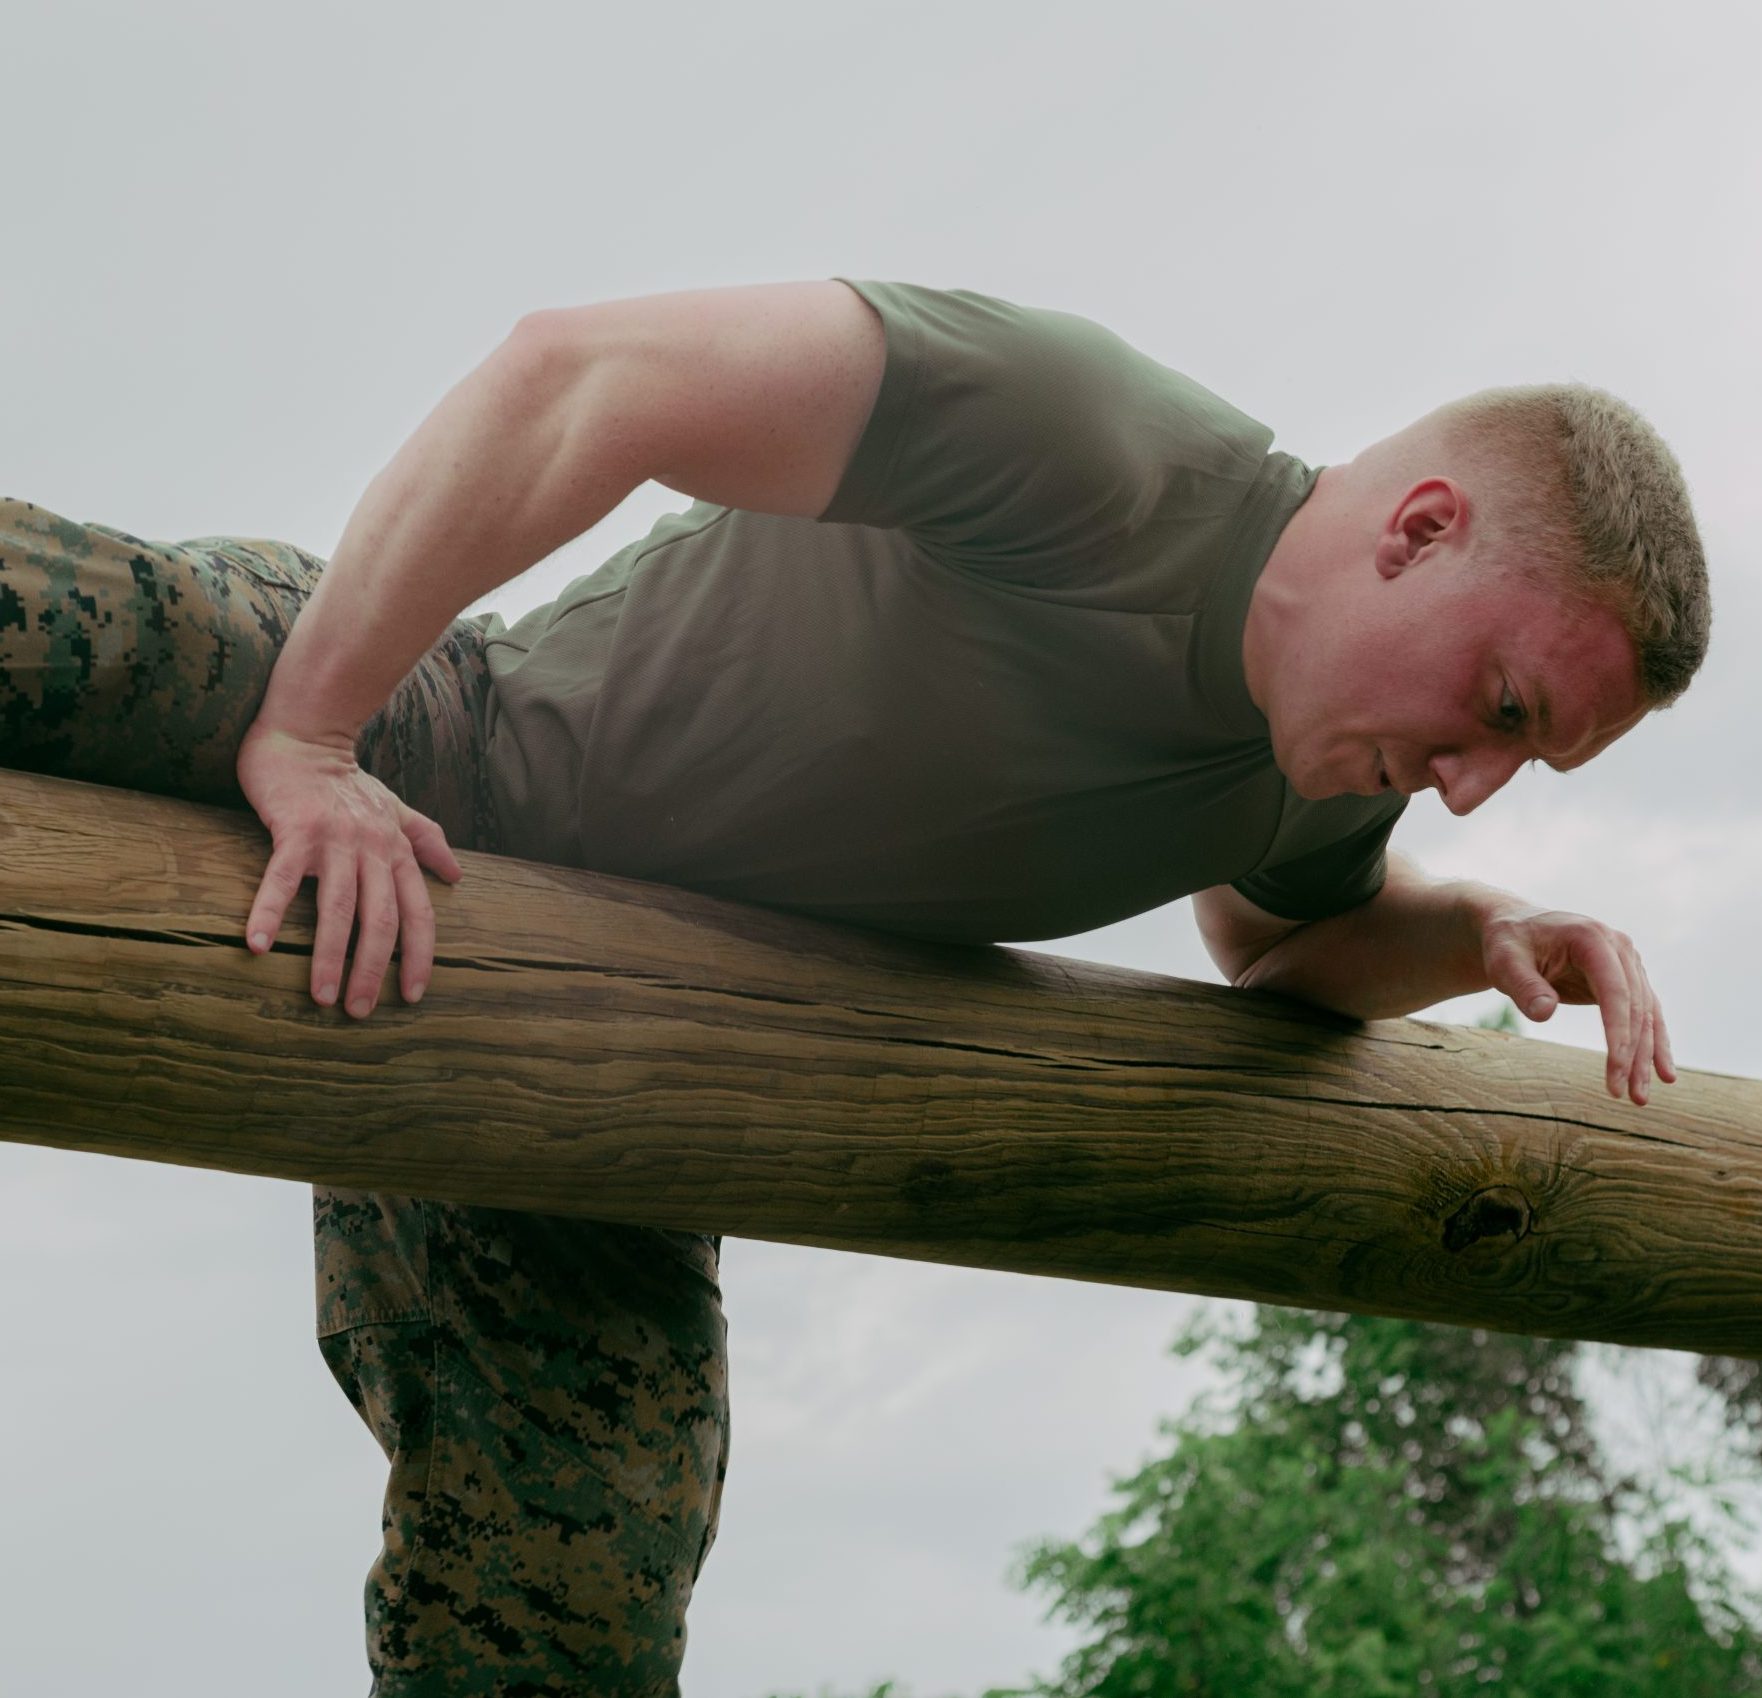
[516,280,887,522]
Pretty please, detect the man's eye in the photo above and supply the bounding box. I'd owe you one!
[1498,686,1528,729]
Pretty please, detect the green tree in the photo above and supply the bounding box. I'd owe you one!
[994,1302,1761,1697]
[984,1003,1762,1696]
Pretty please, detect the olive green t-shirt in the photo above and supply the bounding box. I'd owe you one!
[479,279,1405,942]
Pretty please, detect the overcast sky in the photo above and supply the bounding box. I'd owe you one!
[2,4,1759,1695]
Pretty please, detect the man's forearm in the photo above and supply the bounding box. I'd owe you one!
[257,316,643,742]
[1233,852,1509,1019]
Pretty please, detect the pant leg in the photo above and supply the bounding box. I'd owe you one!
[0,497,731,1696]
[0,497,320,796]
[320,1211,729,1697]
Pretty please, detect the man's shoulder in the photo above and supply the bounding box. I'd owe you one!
[842,278,1273,453]
[824,277,1279,567]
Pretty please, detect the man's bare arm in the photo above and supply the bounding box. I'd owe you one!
[1193,853,1675,1104]
[240,280,887,1016]
[255,280,886,742]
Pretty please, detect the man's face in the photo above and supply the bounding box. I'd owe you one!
[1269,557,1647,814]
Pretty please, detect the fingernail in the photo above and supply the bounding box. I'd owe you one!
[1529,998,1551,1017]
[317,983,337,1006]
[409,982,426,1005]
[250,931,269,952]
[348,999,372,1019]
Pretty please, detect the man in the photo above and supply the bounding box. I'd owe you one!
[241,279,1698,1098]
[4,277,1707,1691]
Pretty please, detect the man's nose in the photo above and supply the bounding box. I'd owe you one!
[1431,746,1525,816]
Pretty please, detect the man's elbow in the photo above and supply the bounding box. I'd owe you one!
[1198,930,1266,991]
[1228,949,1281,994]
[1192,885,1307,991]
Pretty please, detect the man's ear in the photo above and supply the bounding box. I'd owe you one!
[1374,477,1467,580]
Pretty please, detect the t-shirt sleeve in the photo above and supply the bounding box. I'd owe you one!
[818,278,1273,581]
[1230,802,1407,922]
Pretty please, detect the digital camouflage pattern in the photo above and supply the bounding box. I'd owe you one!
[0,497,729,1695]
[316,1201,728,1696]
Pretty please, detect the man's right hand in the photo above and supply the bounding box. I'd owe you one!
[236,718,463,1018]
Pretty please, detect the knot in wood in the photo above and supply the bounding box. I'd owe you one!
[1442,1185,1533,1253]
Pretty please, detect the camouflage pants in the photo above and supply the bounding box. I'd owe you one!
[0,498,730,1696]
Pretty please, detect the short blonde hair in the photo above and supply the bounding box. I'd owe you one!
[1431,385,1710,706]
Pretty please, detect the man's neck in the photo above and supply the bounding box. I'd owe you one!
[1243,463,1342,717]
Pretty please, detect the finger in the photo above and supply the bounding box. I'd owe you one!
[310,851,360,1008]
[1654,998,1678,1085]
[1627,950,1667,1103]
[344,856,400,1019]
[1597,936,1641,1099]
[1631,963,1674,1099]
[390,853,437,1004]
[1611,938,1644,1100]
[1567,933,1633,1097]
[403,806,465,883]
[1483,938,1558,1023]
[1625,945,1648,1095]
[1627,947,1660,1103]
[246,841,313,954]
[1629,1006,1653,1106]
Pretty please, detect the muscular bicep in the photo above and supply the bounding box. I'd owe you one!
[1192,884,1308,985]
[516,279,886,521]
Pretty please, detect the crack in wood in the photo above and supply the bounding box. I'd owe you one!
[1211,1091,1695,1151]
[6,914,249,949]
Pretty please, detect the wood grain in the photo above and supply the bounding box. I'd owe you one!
[3,768,1758,1357]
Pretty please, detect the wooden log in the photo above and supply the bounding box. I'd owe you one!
[2,767,1758,1358]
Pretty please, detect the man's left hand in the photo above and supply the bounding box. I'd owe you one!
[1479,905,1675,1105]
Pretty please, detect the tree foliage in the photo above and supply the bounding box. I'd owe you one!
[993,1303,1762,1697]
